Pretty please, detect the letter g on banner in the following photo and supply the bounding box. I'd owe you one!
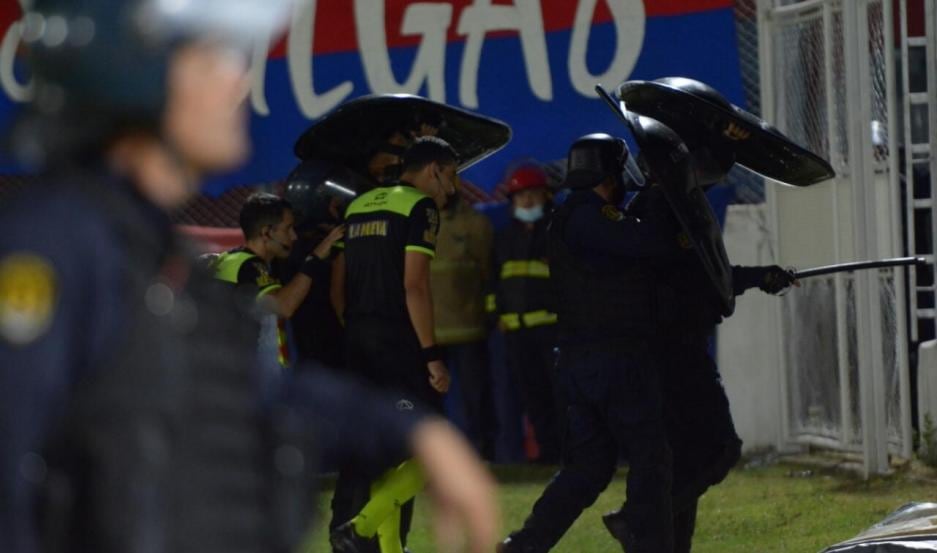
[568,0,645,98]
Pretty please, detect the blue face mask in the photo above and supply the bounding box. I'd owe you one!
[514,204,544,223]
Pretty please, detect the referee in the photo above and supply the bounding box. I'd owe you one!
[330,137,458,552]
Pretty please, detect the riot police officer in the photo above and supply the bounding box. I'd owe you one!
[0,1,499,552]
[597,77,818,552]
[499,134,681,553]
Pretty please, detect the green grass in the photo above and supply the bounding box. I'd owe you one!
[304,462,937,552]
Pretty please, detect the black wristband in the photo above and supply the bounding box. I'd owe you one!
[421,345,443,364]
[300,255,329,279]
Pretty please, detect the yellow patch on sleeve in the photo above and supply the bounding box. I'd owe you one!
[723,122,752,141]
[0,253,58,345]
[601,205,625,222]
[677,232,694,250]
[253,262,277,288]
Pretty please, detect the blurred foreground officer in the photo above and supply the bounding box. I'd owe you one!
[489,164,561,463]
[499,135,679,553]
[0,1,499,552]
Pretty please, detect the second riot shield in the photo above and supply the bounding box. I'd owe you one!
[628,109,735,316]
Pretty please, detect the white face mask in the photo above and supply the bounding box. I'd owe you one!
[514,204,544,223]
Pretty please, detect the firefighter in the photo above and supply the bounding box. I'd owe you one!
[430,176,497,459]
[488,164,562,463]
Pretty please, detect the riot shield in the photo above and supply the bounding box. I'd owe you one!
[597,85,735,315]
[617,77,835,187]
[294,94,512,174]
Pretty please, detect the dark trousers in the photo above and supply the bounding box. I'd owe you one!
[329,317,441,544]
[443,341,497,459]
[661,342,741,553]
[504,326,562,462]
[509,346,673,553]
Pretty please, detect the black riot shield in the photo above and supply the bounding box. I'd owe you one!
[617,77,835,187]
[637,115,735,316]
[294,94,512,174]
[596,84,735,315]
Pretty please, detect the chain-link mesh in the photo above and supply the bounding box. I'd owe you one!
[735,0,762,116]
[783,276,846,444]
[770,0,912,464]
[880,270,905,451]
[772,10,831,162]
[846,276,863,446]
[732,0,767,203]
[781,272,901,452]
[868,1,891,165]
[832,7,850,167]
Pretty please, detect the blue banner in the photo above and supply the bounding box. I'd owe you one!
[0,1,745,196]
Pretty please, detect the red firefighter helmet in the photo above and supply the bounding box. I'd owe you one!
[505,165,549,195]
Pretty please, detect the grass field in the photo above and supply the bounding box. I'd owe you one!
[305,461,937,552]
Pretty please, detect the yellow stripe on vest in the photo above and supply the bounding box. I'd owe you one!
[485,293,497,313]
[500,260,550,279]
[499,309,557,331]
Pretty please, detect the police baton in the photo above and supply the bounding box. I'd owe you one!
[791,256,926,280]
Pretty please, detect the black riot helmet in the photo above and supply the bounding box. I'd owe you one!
[562,133,645,191]
[13,0,291,166]
[283,160,371,232]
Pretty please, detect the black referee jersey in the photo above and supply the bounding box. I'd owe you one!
[339,182,440,322]
[337,182,442,405]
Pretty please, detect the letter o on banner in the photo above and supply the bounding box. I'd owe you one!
[568,0,645,98]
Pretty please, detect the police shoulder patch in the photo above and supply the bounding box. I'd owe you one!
[426,207,439,229]
[676,231,694,250]
[723,122,752,142]
[253,261,277,288]
[601,205,625,222]
[0,253,58,345]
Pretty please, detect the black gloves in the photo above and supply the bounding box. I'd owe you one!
[733,265,797,295]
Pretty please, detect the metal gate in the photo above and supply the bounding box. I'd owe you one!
[758,0,913,475]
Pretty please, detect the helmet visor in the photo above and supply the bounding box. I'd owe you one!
[138,0,292,52]
[620,140,645,190]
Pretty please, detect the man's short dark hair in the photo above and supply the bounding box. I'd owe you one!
[401,136,459,173]
[239,192,292,239]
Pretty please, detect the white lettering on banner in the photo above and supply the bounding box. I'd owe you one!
[287,0,354,119]
[356,1,452,101]
[0,21,32,103]
[250,23,273,116]
[568,0,645,98]
[1,0,649,115]
[456,0,551,109]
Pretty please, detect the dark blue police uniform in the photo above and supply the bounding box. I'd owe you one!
[0,175,428,553]
[626,185,747,552]
[504,188,681,553]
